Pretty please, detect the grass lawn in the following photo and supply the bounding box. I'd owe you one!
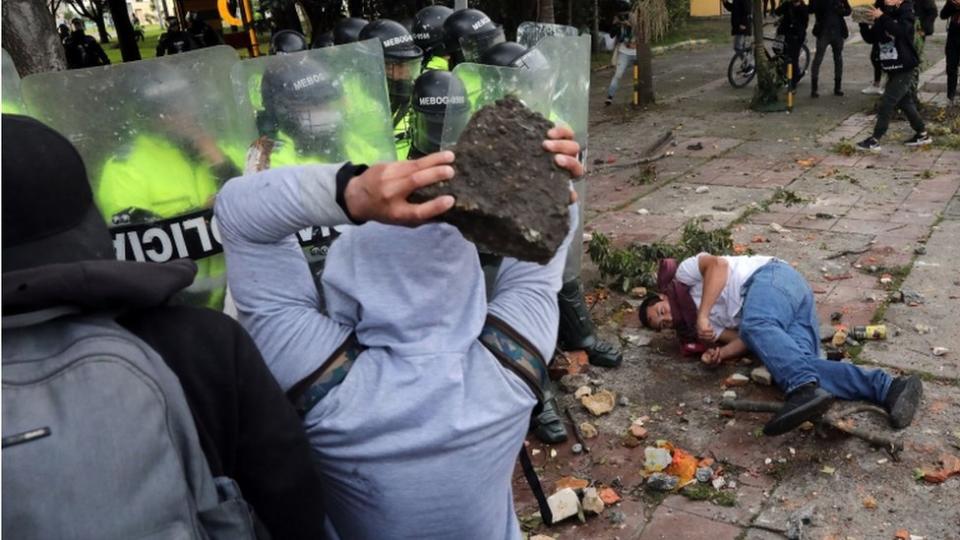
[591,16,729,69]
[104,25,163,64]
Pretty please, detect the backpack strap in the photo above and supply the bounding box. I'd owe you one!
[286,333,366,417]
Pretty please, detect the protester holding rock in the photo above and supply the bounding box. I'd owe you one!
[809,0,852,97]
[217,124,584,537]
[638,253,923,436]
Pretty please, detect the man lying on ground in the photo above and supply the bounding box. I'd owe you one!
[638,252,922,435]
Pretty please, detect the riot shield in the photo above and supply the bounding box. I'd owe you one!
[516,21,579,49]
[21,46,256,310]
[2,49,25,114]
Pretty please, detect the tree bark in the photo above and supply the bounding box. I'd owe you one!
[749,0,784,111]
[591,0,600,51]
[92,6,111,42]
[3,0,68,75]
[107,0,140,61]
[538,0,555,23]
[636,42,654,104]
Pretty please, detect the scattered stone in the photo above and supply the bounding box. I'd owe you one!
[712,204,736,212]
[630,423,649,439]
[630,286,648,298]
[722,390,737,400]
[608,510,626,524]
[695,467,713,483]
[880,273,893,285]
[555,476,590,491]
[785,505,815,540]
[645,472,679,491]
[711,476,726,490]
[914,245,926,255]
[636,208,650,215]
[687,142,704,151]
[764,458,773,465]
[769,222,789,234]
[932,347,950,357]
[621,332,652,347]
[598,487,621,505]
[581,390,616,416]
[582,233,593,243]
[727,480,736,489]
[574,386,593,399]
[644,447,673,472]
[546,488,581,524]
[863,495,877,509]
[724,373,750,387]
[622,434,642,448]
[579,422,598,439]
[915,324,931,335]
[581,487,605,515]
[695,186,710,194]
[618,396,630,407]
[560,373,590,393]
[750,366,773,386]
[799,421,815,431]
[414,96,567,264]
[703,396,713,405]
[571,443,584,454]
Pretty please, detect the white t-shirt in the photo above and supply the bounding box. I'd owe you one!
[675,253,774,339]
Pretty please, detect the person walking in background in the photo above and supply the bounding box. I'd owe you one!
[605,0,637,106]
[723,0,753,60]
[943,0,960,102]
[915,0,938,42]
[810,0,852,97]
[862,0,887,94]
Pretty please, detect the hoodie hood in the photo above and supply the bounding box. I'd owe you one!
[321,221,485,356]
[2,259,197,315]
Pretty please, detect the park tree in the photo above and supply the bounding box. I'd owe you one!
[3,0,67,75]
[631,0,669,105]
[66,0,111,43]
[749,0,785,111]
[538,0,555,23]
[107,0,141,61]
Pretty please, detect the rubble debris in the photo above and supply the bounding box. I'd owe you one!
[750,367,773,386]
[560,373,590,393]
[687,142,704,151]
[666,447,699,485]
[696,467,714,483]
[769,222,789,234]
[574,386,593,399]
[572,443,584,454]
[880,273,893,285]
[824,272,853,281]
[932,347,949,357]
[724,373,750,387]
[919,454,960,483]
[579,422,598,439]
[555,476,589,491]
[608,510,626,524]
[636,208,650,215]
[821,466,836,475]
[695,186,710,194]
[711,476,726,490]
[581,389,616,416]
[863,496,877,509]
[630,286,648,298]
[914,324,931,335]
[618,396,630,407]
[621,332,652,346]
[581,487,605,515]
[622,434,642,448]
[722,390,738,400]
[914,245,926,255]
[646,472,680,491]
[785,505,815,540]
[546,488,581,524]
[630,421,649,439]
[644,447,673,472]
[598,487,621,505]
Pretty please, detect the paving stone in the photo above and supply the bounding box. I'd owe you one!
[584,212,687,247]
[638,505,743,540]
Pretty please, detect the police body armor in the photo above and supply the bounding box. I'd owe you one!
[21,47,256,310]
[231,41,394,294]
[2,49,25,115]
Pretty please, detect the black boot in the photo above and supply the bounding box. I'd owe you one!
[558,279,623,368]
[763,383,835,436]
[810,78,819,98]
[883,375,922,429]
[531,383,568,444]
[834,79,844,96]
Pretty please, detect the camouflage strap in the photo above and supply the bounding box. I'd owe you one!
[286,333,366,417]
[478,316,549,404]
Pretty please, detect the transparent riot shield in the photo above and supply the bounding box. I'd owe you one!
[231,39,395,293]
[2,49,25,114]
[516,21,579,49]
[21,46,256,310]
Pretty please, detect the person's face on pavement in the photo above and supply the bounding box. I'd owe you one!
[646,297,674,331]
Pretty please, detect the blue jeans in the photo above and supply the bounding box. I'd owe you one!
[606,50,635,99]
[739,262,892,403]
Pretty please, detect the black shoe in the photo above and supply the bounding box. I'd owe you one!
[834,88,844,96]
[856,136,881,153]
[605,97,613,106]
[531,393,568,444]
[763,383,835,436]
[904,131,932,147]
[884,375,923,429]
[557,279,623,368]
[811,90,820,98]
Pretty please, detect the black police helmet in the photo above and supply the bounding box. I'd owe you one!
[413,5,453,56]
[359,19,423,60]
[311,30,334,49]
[479,41,528,67]
[443,8,496,59]
[261,57,342,114]
[333,17,368,45]
[271,29,308,55]
[410,70,469,156]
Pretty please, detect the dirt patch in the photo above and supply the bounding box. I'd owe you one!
[412,97,570,264]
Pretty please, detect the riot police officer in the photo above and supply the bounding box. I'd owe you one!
[156,16,198,56]
[443,8,505,67]
[413,5,454,71]
[332,17,368,45]
[270,29,309,54]
[407,70,469,159]
[311,30,335,49]
[359,19,423,159]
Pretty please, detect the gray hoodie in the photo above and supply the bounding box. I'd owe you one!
[215,163,575,539]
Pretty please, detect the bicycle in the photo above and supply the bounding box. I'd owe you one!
[727,31,810,89]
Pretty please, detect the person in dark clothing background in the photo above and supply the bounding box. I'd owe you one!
[62,18,110,69]
[915,0,939,41]
[187,12,223,48]
[943,0,960,102]
[809,0,852,97]
[1,114,326,540]
[723,0,753,55]
[156,16,198,56]
[857,0,931,152]
[776,0,810,89]
[862,0,887,94]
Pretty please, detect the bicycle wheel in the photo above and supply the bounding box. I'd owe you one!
[728,52,756,88]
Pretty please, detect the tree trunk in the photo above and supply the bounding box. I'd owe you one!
[636,42,654,104]
[567,0,573,25]
[749,0,784,111]
[538,0,554,23]
[93,10,110,43]
[107,0,140,61]
[591,0,600,51]
[2,0,68,75]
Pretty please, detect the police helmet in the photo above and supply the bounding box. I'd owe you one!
[333,17,368,45]
[413,5,453,56]
[443,9,503,66]
[410,70,469,156]
[614,0,632,11]
[311,30,334,49]
[260,57,344,151]
[479,41,551,72]
[134,61,194,111]
[359,19,423,61]
[271,29,308,55]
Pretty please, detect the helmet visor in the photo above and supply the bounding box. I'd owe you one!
[459,26,506,63]
[386,57,423,104]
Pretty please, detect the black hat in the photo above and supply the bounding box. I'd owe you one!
[413,5,453,55]
[2,114,113,272]
[359,19,423,60]
[271,29,308,54]
[333,17,368,45]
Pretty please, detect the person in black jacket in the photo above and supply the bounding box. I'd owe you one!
[723,0,753,54]
[809,0,852,96]
[1,113,326,540]
[857,0,931,151]
[776,0,810,89]
[63,18,111,69]
[943,0,960,101]
[156,17,198,56]
[915,0,938,40]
